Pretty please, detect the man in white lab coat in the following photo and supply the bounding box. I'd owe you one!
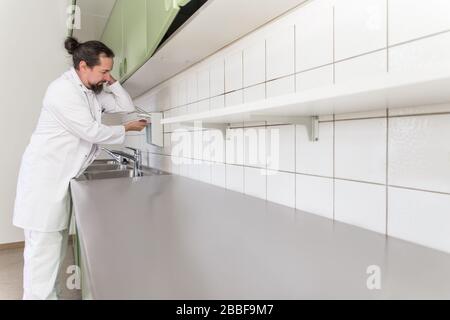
[13,37,148,299]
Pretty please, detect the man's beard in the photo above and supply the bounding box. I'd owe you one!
[90,82,104,94]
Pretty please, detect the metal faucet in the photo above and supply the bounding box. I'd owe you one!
[101,147,143,177]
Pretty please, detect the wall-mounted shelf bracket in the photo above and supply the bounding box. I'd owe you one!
[247,115,319,142]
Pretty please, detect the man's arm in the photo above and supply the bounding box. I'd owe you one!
[97,75,135,114]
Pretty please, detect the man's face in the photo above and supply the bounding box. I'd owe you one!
[81,54,114,93]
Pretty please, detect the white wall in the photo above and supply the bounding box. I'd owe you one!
[128,0,450,254]
[0,0,71,244]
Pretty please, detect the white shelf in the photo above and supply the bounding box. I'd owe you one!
[161,72,450,125]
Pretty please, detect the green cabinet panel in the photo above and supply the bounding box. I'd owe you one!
[101,0,124,80]
[123,0,148,77]
[146,0,181,58]
[101,0,192,82]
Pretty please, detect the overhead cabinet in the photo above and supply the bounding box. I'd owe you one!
[101,0,192,81]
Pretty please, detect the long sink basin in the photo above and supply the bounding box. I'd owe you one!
[76,159,170,181]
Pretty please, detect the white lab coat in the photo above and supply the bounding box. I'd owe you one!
[13,67,134,232]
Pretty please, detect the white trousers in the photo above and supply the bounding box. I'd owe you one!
[22,229,69,300]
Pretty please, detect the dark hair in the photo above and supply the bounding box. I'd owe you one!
[64,36,114,70]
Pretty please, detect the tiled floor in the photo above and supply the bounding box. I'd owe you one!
[0,243,81,300]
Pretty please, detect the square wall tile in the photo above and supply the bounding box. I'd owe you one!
[267,170,296,208]
[243,40,266,87]
[244,167,267,200]
[187,73,198,103]
[192,130,203,160]
[197,68,210,100]
[388,187,450,254]
[295,0,333,71]
[389,114,450,194]
[243,83,265,103]
[203,129,225,162]
[225,90,243,107]
[266,125,295,172]
[198,160,212,184]
[296,174,333,219]
[335,179,386,234]
[389,32,450,77]
[197,99,210,112]
[211,162,226,188]
[388,103,450,117]
[334,0,387,60]
[226,128,244,165]
[226,164,244,193]
[334,110,387,121]
[244,127,266,168]
[266,75,295,98]
[335,50,387,85]
[210,95,225,110]
[177,79,188,106]
[296,65,334,92]
[335,118,387,184]
[266,25,295,80]
[389,0,450,45]
[210,59,225,96]
[296,121,333,177]
[225,51,243,92]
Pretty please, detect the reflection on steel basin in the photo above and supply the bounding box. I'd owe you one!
[77,165,170,181]
[84,164,128,172]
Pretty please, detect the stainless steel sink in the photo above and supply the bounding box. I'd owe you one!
[76,161,170,181]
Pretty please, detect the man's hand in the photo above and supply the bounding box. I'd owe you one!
[124,119,148,132]
[105,73,116,85]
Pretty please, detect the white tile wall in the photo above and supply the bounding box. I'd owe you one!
[210,95,225,110]
[197,99,210,112]
[243,83,265,103]
[197,68,210,100]
[226,164,244,193]
[389,0,450,45]
[266,75,295,98]
[296,174,334,219]
[243,41,266,87]
[296,121,333,177]
[296,64,334,92]
[226,128,244,165]
[244,127,266,168]
[334,0,387,60]
[389,114,450,194]
[129,0,450,254]
[187,73,198,103]
[335,50,387,84]
[244,167,267,200]
[295,0,333,72]
[266,25,295,80]
[388,187,450,253]
[225,51,243,92]
[210,59,225,96]
[389,32,450,76]
[335,118,387,184]
[335,179,386,234]
[266,125,295,172]
[211,162,226,188]
[225,89,243,107]
[267,170,296,208]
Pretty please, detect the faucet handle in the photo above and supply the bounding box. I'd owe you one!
[125,147,141,154]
